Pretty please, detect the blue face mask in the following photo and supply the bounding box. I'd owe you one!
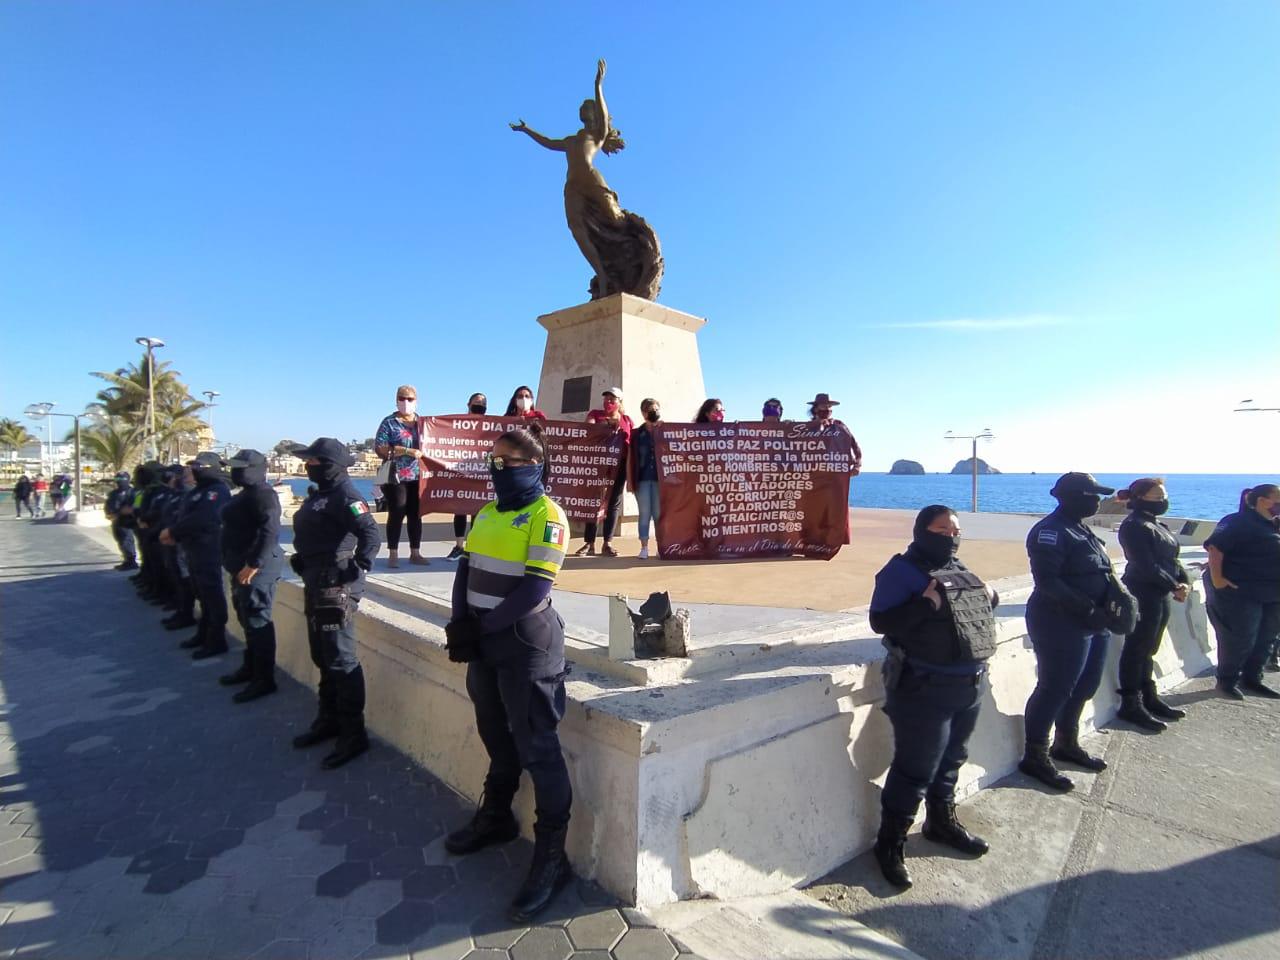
[491,462,544,512]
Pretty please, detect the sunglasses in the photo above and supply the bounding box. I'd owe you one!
[486,454,537,470]
[397,396,416,402]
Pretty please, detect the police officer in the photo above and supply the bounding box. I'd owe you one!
[163,452,231,660]
[105,472,138,571]
[1019,472,1118,792]
[132,461,168,602]
[218,450,283,703]
[162,465,200,634]
[445,423,574,923]
[1204,483,1280,699]
[288,438,380,770]
[1115,478,1191,730]
[869,505,997,889]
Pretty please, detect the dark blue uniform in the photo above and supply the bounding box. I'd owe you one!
[1022,508,1114,745]
[170,469,232,656]
[105,478,136,567]
[290,466,380,762]
[1117,509,1190,696]
[871,553,997,820]
[1204,507,1280,688]
[220,452,283,699]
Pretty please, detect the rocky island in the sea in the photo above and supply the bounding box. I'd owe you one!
[889,459,925,475]
[951,457,1000,475]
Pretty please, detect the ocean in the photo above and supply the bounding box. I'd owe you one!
[283,473,1263,521]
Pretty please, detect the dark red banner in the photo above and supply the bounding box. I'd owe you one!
[417,416,626,523]
[654,421,854,560]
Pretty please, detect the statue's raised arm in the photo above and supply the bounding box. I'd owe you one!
[508,58,663,302]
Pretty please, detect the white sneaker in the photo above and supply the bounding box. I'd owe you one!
[638,545,649,559]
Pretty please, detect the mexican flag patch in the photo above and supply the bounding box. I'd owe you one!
[349,501,369,517]
[543,522,566,547]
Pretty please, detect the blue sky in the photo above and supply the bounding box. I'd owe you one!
[2,1,1277,473]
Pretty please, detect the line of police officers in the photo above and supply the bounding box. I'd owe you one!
[106,440,381,770]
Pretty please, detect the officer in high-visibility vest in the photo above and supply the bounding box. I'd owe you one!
[445,422,572,923]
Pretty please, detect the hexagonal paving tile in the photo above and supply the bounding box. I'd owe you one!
[566,908,627,951]
[341,878,404,919]
[613,927,679,960]
[509,926,573,960]
[316,860,372,898]
[375,899,437,946]
[402,865,456,901]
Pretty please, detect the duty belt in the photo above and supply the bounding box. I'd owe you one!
[907,660,988,686]
[469,597,552,619]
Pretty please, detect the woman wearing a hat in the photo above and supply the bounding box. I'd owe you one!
[1019,472,1119,792]
[574,387,632,557]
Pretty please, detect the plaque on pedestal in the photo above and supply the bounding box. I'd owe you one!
[535,293,708,423]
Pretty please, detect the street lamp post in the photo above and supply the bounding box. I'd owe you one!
[24,402,56,476]
[202,390,221,439]
[23,403,105,511]
[135,336,165,459]
[944,428,995,513]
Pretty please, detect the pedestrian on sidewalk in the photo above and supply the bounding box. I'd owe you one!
[869,504,996,890]
[218,449,283,703]
[32,474,48,516]
[163,453,231,660]
[104,471,138,569]
[1115,478,1192,730]
[288,438,381,770]
[374,385,429,568]
[1204,483,1280,700]
[1019,472,1119,792]
[444,422,574,922]
[13,475,34,517]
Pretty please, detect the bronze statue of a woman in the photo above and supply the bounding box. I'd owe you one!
[511,59,664,301]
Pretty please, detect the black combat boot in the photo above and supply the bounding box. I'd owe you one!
[872,812,913,889]
[233,625,278,703]
[1116,691,1167,731]
[1019,740,1074,791]
[1051,726,1106,771]
[507,825,571,922]
[445,793,520,855]
[1240,677,1280,700]
[219,649,253,686]
[192,627,229,660]
[163,612,198,630]
[321,667,369,769]
[292,715,339,748]
[1142,681,1186,721]
[922,799,989,856]
[1216,678,1245,701]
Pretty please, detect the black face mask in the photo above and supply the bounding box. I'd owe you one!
[1057,493,1101,520]
[115,478,129,489]
[469,404,487,415]
[646,410,661,423]
[306,461,345,488]
[912,530,960,566]
[1136,498,1169,516]
[490,463,544,512]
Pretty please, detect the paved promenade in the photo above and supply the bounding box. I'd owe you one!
[0,517,701,960]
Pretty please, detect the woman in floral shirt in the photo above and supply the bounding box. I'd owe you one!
[375,384,428,567]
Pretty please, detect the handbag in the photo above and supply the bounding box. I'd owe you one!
[374,458,394,485]
[1103,576,1139,635]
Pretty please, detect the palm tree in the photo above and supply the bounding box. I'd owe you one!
[79,418,145,474]
[0,419,37,462]
[91,353,207,453]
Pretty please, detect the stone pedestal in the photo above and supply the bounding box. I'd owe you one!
[535,293,708,423]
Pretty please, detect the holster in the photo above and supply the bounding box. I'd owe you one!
[311,582,351,633]
[881,642,906,692]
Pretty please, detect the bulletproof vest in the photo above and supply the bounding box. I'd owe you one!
[932,567,997,661]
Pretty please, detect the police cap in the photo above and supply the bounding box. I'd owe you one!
[289,437,355,467]
[1050,472,1115,497]
[227,449,267,469]
[188,451,225,470]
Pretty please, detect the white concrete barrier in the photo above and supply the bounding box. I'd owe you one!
[227,572,1220,909]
